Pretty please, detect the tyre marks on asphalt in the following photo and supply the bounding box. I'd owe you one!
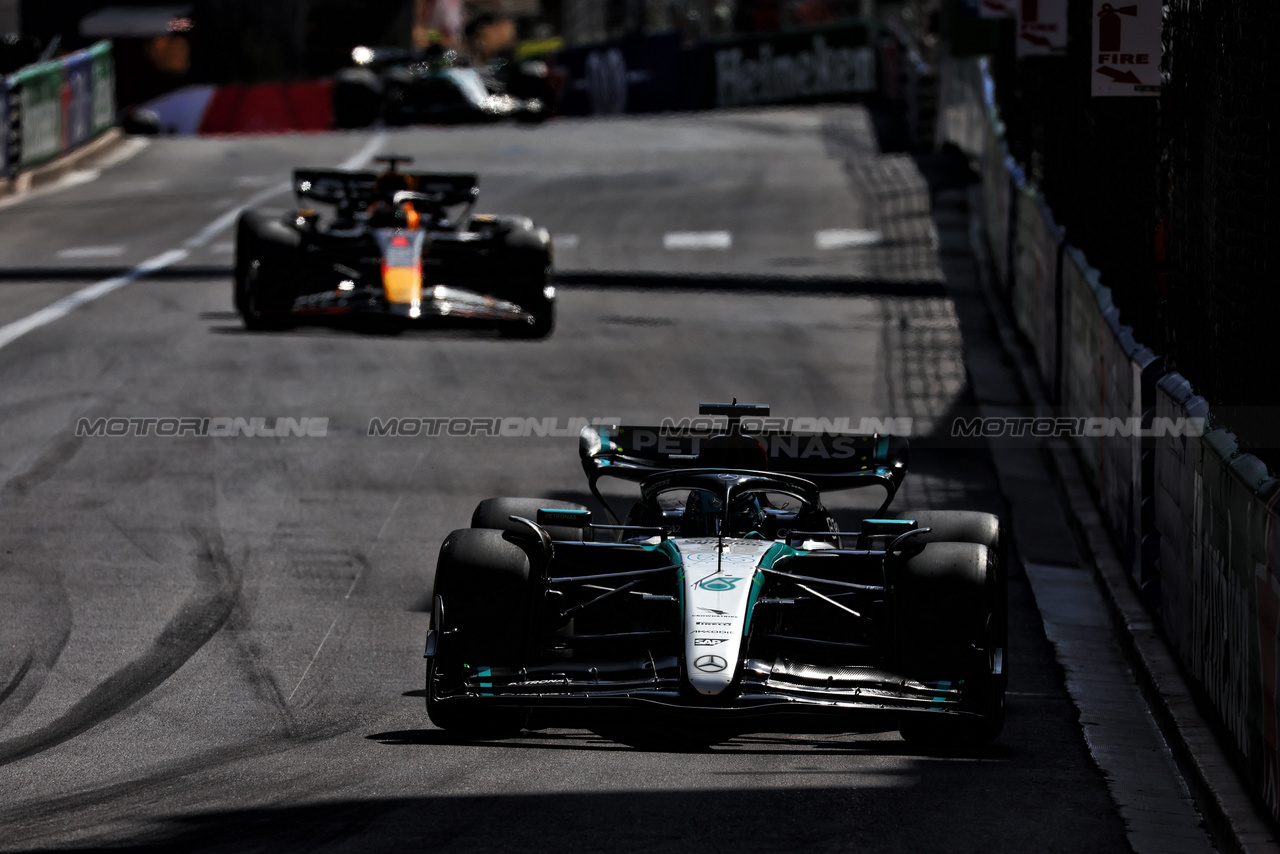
[0,729,347,847]
[0,531,240,767]
[0,577,72,737]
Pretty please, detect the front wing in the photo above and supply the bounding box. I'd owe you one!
[428,652,977,722]
[291,283,535,324]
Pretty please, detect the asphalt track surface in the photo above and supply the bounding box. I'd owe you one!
[0,108,1140,852]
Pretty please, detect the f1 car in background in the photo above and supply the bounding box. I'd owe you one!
[334,46,552,128]
[425,403,1008,750]
[234,155,555,337]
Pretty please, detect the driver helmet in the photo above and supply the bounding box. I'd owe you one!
[728,491,766,536]
[375,170,412,202]
[681,490,766,537]
[681,489,723,537]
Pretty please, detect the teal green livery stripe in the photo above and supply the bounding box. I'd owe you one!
[478,666,493,696]
[743,571,764,635]
[930,680,951,709]
[745,543,795,635]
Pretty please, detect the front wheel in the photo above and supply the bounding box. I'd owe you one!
[894,541,1005,750]
[499,278,554,339]
[425,529,533,738]
[235,213,298,330]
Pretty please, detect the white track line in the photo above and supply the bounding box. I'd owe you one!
[287,617,339,704]
[289,493,400,703]
[0,249,189,351]
[0,131,387,354]
[664,231,731,250]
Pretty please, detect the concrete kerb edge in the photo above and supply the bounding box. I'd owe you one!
[964,183,1279,854]
[0,127,126,199]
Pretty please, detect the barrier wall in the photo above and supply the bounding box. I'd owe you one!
[701,21,883,110]
[551,20,900,118]
[1153,373,1280,815]
[1,41,115,177]
[939,52,1280,824]
[89,41,115,138]
[1,76,9,179]
[553,32,685,116]
[1010,186,1063,396]
[198,81,333,134]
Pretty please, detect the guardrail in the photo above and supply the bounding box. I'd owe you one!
[0,40,115,181]
[938,52,1280,824]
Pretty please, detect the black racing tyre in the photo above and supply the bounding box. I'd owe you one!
[894,542,1005,750]
[898,509,1008,690]
[471,497,591,542]
[897,510,1000,550]
[490,223,554,339]
[426,528,533,737]
[332,68,382,129]
[235,212,300,330]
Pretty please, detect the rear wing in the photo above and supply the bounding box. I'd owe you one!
[579,423,908,516]
[293,169,479,209]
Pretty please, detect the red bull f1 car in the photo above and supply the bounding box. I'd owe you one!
[425,404,1008,750]
[234,155,555,337]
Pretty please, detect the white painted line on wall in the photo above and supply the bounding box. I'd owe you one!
[815,229,881,250]
[56,245,126,259]
[664,231,732,250]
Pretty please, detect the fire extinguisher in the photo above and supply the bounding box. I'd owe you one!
[1098,4,1138,53]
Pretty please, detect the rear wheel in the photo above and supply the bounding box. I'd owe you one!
[426,528,532,737]
[894,542,1005,750]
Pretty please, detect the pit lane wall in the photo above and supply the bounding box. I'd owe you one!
[0,41,115,180]
[938,53,1280,822]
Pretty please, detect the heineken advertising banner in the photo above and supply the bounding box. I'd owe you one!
[551,21,889,116]
[707,22,881,109]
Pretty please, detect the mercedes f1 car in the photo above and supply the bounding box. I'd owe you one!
[334,48,552,129]
[425,403,1008,750]
[234,155,555,337]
